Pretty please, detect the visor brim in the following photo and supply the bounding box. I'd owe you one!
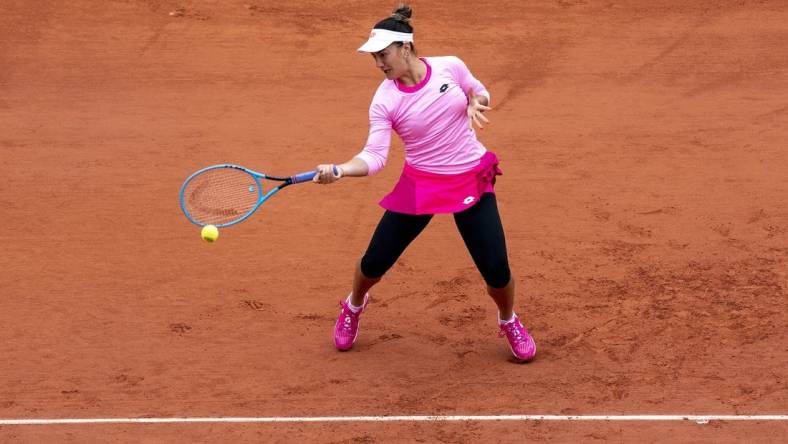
[357,39,395,53]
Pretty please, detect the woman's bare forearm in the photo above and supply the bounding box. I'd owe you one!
[337,157,370,177]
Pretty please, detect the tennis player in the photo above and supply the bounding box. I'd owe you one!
[314,4,536,362]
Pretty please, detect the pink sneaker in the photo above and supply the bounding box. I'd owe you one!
[498,316,536,362]
[334,294,369,351]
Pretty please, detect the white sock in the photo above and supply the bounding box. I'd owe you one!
[346,295,364,313]
[498,312,517,325]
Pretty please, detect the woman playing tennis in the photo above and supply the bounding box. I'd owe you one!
[314,4,536,362]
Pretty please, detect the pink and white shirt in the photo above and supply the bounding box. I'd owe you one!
[355,56,490,175]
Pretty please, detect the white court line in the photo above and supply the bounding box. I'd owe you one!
[1,415,787,425]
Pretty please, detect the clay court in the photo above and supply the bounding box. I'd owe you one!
[1,0,787,442]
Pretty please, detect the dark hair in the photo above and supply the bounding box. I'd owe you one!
[374,4,416,53]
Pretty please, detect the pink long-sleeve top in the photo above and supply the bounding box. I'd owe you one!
[355,56,490,175]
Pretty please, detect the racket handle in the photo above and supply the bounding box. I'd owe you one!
[290,166,339,184]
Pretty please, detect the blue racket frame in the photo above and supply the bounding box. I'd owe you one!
[179,164,329,228]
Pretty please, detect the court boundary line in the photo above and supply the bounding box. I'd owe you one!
[1,415,787,426]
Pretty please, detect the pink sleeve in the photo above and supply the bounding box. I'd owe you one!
[354,101,391,176]
[448,56,491,104]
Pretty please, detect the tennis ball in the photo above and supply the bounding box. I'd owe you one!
[201,224,219,243]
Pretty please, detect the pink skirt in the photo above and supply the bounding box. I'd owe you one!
[379,151,503,215]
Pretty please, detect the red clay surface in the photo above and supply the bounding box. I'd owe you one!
[1,0,786,442]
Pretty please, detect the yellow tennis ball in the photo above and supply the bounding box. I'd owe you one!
[201,224,219,242]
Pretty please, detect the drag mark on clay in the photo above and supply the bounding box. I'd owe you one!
[169,323,191,334]
[367,333,403,348]
[626,14,712,81]
[167,7,209,20]
[439,306,487,328]
[638,206,680,216]
[296,313,329,321]
[617,222,653,239]
[242,300,271,311]
[755,105,788,119]
[111,374,144,388]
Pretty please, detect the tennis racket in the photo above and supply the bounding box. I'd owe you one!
[179,164,337,227]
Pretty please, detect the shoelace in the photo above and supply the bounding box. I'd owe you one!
[499,321,526,342]
[339,303,358,333]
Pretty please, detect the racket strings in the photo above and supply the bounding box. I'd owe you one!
[182,168,261,226]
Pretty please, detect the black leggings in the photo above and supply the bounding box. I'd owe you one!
[360,193,511,288]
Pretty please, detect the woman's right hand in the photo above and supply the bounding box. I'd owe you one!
[313,164,344,184]
[467,87,491,130]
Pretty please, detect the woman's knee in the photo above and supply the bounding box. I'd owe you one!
[360,254,391,279]
[481,262,511,289]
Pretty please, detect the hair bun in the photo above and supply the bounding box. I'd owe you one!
[391,4,412,23]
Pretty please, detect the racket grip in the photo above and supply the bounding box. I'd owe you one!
[291,166,339,184]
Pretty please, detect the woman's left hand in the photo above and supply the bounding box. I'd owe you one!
[467,88,491,130]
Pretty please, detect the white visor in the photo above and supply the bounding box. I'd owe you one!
[357,29,414,53]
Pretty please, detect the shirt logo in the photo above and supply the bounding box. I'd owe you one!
[439,84,449,93]
[463,196,475,205]
[370,31,377,38]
